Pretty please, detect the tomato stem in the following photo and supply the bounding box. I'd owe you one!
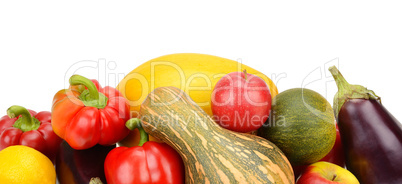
[126,118,149,146]
[7,105,40,132]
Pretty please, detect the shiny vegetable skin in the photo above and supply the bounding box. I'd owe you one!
[339,99,402,183]
[56,141,115,184]
[330,66,402,183]
[104,119,185,184]
[0,105,62,162]
[51,75,130,150]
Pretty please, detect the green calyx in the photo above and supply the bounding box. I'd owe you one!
[125,118,149,146]
[89,177,103,184]
[7,105,41,132]
[69,75,108,109]
[328,66,381,119]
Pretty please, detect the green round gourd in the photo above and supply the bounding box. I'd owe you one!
[257,88,336,165]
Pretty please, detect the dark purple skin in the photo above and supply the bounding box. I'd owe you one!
[338,98,402,184]
[56,141,116,184]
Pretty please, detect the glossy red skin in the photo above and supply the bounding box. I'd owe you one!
[319,124,344,166]
[338,99,402,183]
[52,79,130,150]
[0,110,62,162]
[211,72,271,133]
[293,124,345,180]
[56,141,115,184]
[104,141,185,184]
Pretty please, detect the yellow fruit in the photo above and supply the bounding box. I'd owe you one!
[117,53,278,147]
[0,145,56,184]
[117,53,278,117]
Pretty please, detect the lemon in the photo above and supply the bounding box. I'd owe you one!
[0,145,56,184]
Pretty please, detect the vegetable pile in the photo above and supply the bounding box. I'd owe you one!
[0,53,401,184]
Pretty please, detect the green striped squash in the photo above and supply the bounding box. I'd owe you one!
[139,86,294,184]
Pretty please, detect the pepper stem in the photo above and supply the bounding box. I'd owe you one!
[125,118,149,146]
[69,75,108,109]
[7,105,40,132]
[70,75,99,100]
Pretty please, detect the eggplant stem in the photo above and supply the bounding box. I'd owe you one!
[328,66,351,92]
[328,66,381,118]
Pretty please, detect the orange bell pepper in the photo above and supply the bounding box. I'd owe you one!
[51,75,130,150]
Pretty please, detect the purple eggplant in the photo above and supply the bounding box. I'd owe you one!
[56,141,115,184]
[329,66,402,184]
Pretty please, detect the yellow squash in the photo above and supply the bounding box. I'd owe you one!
[118,53,278,116]
[117,53,278,146]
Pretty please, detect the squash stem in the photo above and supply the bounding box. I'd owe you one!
[125,118,149,146]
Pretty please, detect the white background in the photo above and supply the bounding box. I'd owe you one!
[0,1,401,123]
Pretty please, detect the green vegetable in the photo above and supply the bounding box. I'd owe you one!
[258,88,336,165]
[139,86,294,184]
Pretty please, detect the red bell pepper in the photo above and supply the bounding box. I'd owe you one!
[0,105,62,162]
[104,118,185,184]
[51,75,130,150]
